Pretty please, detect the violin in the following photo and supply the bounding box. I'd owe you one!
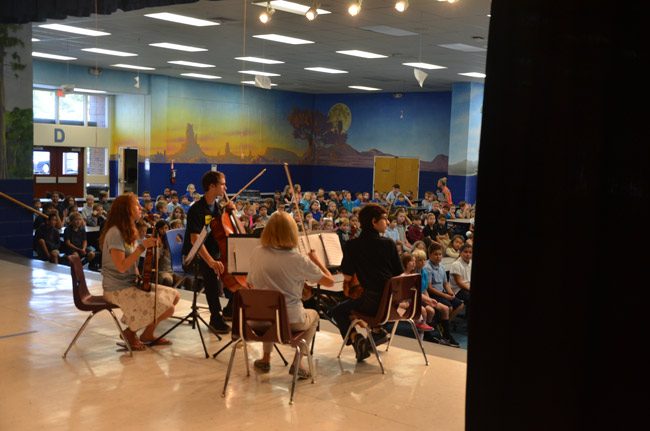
[137,229,159,292]
[343,274,364,299]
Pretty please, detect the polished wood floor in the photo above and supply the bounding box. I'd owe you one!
[0,254,466,430]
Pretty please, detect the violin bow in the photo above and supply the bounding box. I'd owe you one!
[283,163,312,253]
[223,168,267,203]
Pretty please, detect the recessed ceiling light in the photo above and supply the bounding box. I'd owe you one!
[235,56,284,64]
[112,64,156,70]
[31,38,40,42]
[252,1,331,16]
[238,70,281,77]
[149,42,207,52]
[168,60,216,68]
[360,25,418,37]
[402,62,446,70]
[304,67,348,74]
[144,12,219,27]
[32,52,77,61]
[438,43,487,52]
[38,24,110,37]
[336,50,387,59]
[74,88,107,94]
[242,80,278,87]
[348,85,381,91]
[181,73,222,80]
[458,72,486,78]
[253,34,314,45]
[82,48,137,57]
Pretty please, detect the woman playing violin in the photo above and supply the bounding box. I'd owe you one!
[247,211,334,378]
[99,193,180,351]
[182,171,234,334]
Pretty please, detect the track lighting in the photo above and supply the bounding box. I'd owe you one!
[259,1,275,24]
[348,0,362,17]
[395,0,409,12]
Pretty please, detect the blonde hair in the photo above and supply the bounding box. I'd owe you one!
[260,211,299,250]
[412,249,427,262]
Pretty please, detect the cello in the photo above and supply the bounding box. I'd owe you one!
[210,169,266,293]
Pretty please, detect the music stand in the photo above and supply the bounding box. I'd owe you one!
[152,225,222,358]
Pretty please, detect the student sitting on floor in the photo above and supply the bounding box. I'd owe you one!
[445,234,465,259]
[63,213,97,268]
[34,212,63,264]
[449,243,472,315]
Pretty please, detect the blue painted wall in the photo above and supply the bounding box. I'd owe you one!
[0,180,35,257]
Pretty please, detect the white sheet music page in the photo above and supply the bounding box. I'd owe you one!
[298,233,328,265]
[319,232,343,267]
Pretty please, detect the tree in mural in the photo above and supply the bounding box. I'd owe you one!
[0,24,26,179]
[288,108,345,162]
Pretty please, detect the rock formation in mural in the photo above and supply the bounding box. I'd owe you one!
[170,123,209,163]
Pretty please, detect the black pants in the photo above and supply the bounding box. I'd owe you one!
[331,297,366,339]
[197,259,223,322]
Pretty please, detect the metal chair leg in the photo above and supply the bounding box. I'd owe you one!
[62,311,96,358]
[289,346,302,405]
[386,321,400,352]
[337,319,360,358]
[242,340,250,377]
[274,343,289,366]
[222,339,241,397]
[365,327,385,374]
[108,309,133,357]
[407,319,429,366]
[305,341,315,384]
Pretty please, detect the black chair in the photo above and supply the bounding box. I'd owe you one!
[337,273,429,373]
[63,254,132,358]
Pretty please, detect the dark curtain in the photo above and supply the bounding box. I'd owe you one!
[1,0,222,24]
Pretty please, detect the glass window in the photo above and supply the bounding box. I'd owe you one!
[62,152,79,175]
[87,94,108,127]
[33,90,56,123]
[33,151,51,175]
[58,93,85,125]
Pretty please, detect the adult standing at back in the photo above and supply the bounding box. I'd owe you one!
[437,177,453,205]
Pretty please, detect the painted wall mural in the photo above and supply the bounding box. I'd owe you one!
[113,76,452,172]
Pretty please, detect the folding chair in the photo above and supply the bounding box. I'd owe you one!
[337,273,429,373]
[222,289,315,405]
[165,227,191,290]
[63,254,132,358]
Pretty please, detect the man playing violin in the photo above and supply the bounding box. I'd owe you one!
[331,203,404,362]
[182,171,233,334]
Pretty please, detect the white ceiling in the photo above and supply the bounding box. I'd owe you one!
[31,0,491,94]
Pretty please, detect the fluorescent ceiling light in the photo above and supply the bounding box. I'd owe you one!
[459,72,486,78]
[38,24,110,37]
[181,73,222,80]
[144,12,219,27]
[74,88,107,94]
[253,34,314,45]
[168,60,216,68]
[252,1,331,16]
[242,80,278,87]
[238,70,281,77]
[348,85,381,91]
[360,25,417,37]
[112,64,156,70]
[438,43,487,52]
[304,67,348,74]
[31,38,40,42]
[82,47,137,57]
[336,50,387,59]
[149,42,207,52]
[402,62,446,70]
[32,52,77,61]
[235,56,284,64]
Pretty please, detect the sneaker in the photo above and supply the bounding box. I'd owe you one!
[445,335,461,348]
[371,328,391,346]
[423,331,442,344]
[353,336,371,362]
[221,303,233,321]
[209,317,231,334]
[416,322,435,332]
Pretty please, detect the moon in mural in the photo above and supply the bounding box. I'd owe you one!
[328,103,352,133]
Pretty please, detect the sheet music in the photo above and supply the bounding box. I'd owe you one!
[183,225,208,266]
[319,232,343,267]
[227,237,261,273]
[298,233,327,265]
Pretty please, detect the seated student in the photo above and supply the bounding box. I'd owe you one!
[153,220,178,287]
[331,204,404,362]
[183,183,196,201]
[441,204,455,219]
[445,234,465,259]
[98,190,112,213]
[63,213,97,267]
[307,199,323,222]
[349,214,361,239]
[394,209,412,250]
[257,204,270,223]
[337,217,351,247]
[384,215,400,242]
[81,194,95,222]
[168,219,184,230]
[251,214,266,237]
[455,201,472,219]
[34,212,63,264]
[321,217,334,231]
[393,193,409,208]
[179,195,191,213]
[166,192,181,214]
[406,215,424,244]
[247,211,334,378]
[434,214,452,250]
[168,206,187,228]
[423,242,462,347]
[155,200,169,220]
[385,184,401,205]
[449,243,472,313]
[401,252,434,332]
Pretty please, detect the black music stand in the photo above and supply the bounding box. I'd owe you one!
[152,226,222,358]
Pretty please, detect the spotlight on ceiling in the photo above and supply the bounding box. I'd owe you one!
[259,1,275,24]
[305,2,319,21]
[395,0,409,12]
[348,0,363,17]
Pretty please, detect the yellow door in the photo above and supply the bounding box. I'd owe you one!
[395,157,420,199]
[373,157,397,195]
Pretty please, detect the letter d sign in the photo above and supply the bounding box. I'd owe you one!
[54,128,65,143]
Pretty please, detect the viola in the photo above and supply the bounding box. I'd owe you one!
[343,274,364,299]
[137,230,159,292]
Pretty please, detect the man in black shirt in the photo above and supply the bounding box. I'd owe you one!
[182,171,234,333]
[332,204,403,362]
